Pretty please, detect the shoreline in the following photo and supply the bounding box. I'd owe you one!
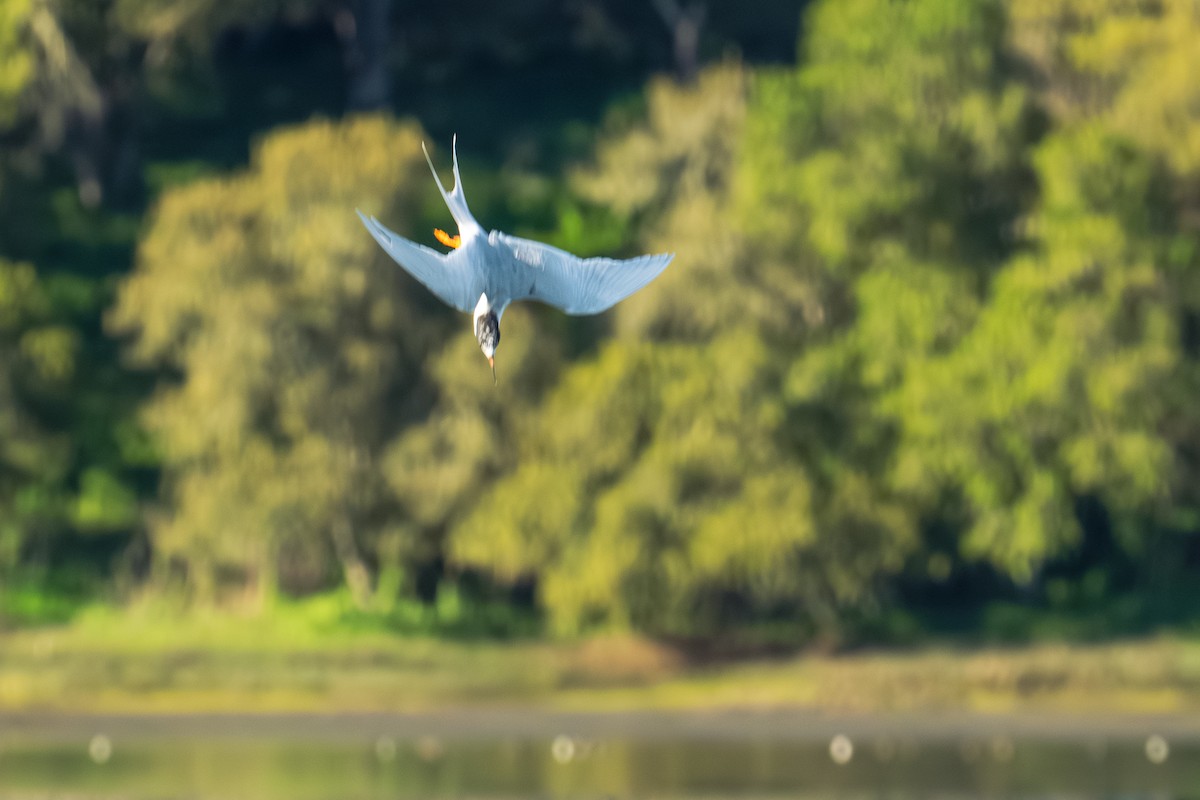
[5,624,1200,726]
[5,708,1200,744]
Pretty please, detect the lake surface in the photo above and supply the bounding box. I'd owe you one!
[1,711,1197,799]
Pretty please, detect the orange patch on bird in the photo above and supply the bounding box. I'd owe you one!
[434,228,461,249]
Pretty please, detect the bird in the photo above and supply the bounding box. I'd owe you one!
[357,136,673,383]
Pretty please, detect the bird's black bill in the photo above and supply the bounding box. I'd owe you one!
[489,356,496,385]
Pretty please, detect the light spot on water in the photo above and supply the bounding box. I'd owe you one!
[88,734,112,764]
[1145,734,1169,765]
[551,735,576,764]
[829,734,853,765]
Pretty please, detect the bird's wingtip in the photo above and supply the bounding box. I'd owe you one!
[450,134,463,190]
[422,138,449,196]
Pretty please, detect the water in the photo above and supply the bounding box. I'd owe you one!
[1,716,1197,799]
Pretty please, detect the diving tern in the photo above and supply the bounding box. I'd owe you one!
[357,137,673,383]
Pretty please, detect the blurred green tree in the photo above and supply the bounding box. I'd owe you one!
[379,302,565,607]
[0,252,137,585]
[734,0,1040,588]
[110,116,445,608]
[451,60,916,639]
[0,258,69,573]
[0,0,34,126]
[3,0,392,210]
[574,63,813,343]
[891,128,1192,580]
[6,0,1199,642]
[975,0,1200,582]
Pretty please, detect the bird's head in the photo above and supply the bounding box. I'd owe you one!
[473,293,500,383]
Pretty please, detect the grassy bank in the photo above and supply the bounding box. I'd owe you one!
[3,598,1200,715]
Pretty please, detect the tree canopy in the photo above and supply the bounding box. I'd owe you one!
[3,0,1199,643]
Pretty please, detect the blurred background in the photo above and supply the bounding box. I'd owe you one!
[5,0,1200,796]
[2,0,1200,744]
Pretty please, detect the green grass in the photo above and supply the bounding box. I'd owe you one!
[3,594,1200,715]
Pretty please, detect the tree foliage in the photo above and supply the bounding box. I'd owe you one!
[453,59,920,637]
[0,0,34,125]
[6,0,1200,642]
[110,117,442,605]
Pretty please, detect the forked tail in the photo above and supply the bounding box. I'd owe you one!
[422,135,483,243]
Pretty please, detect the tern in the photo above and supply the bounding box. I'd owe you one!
[357,137,673,383]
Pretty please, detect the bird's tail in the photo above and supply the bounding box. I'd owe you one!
[422,135,483,243]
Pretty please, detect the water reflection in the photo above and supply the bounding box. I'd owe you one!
[0,734,1196,799]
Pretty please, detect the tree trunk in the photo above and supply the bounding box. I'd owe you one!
[63,72,144,209]
[340,0,393,111]
[67,102,105,208]
[652,0,705,84]
[106,77,143,207]
[330,516,373,609]
[187,556,216,608]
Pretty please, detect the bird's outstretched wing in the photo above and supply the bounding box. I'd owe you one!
[493,232,673,315]
[357,211,479,312]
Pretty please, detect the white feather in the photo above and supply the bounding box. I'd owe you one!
[358,138,673,319]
